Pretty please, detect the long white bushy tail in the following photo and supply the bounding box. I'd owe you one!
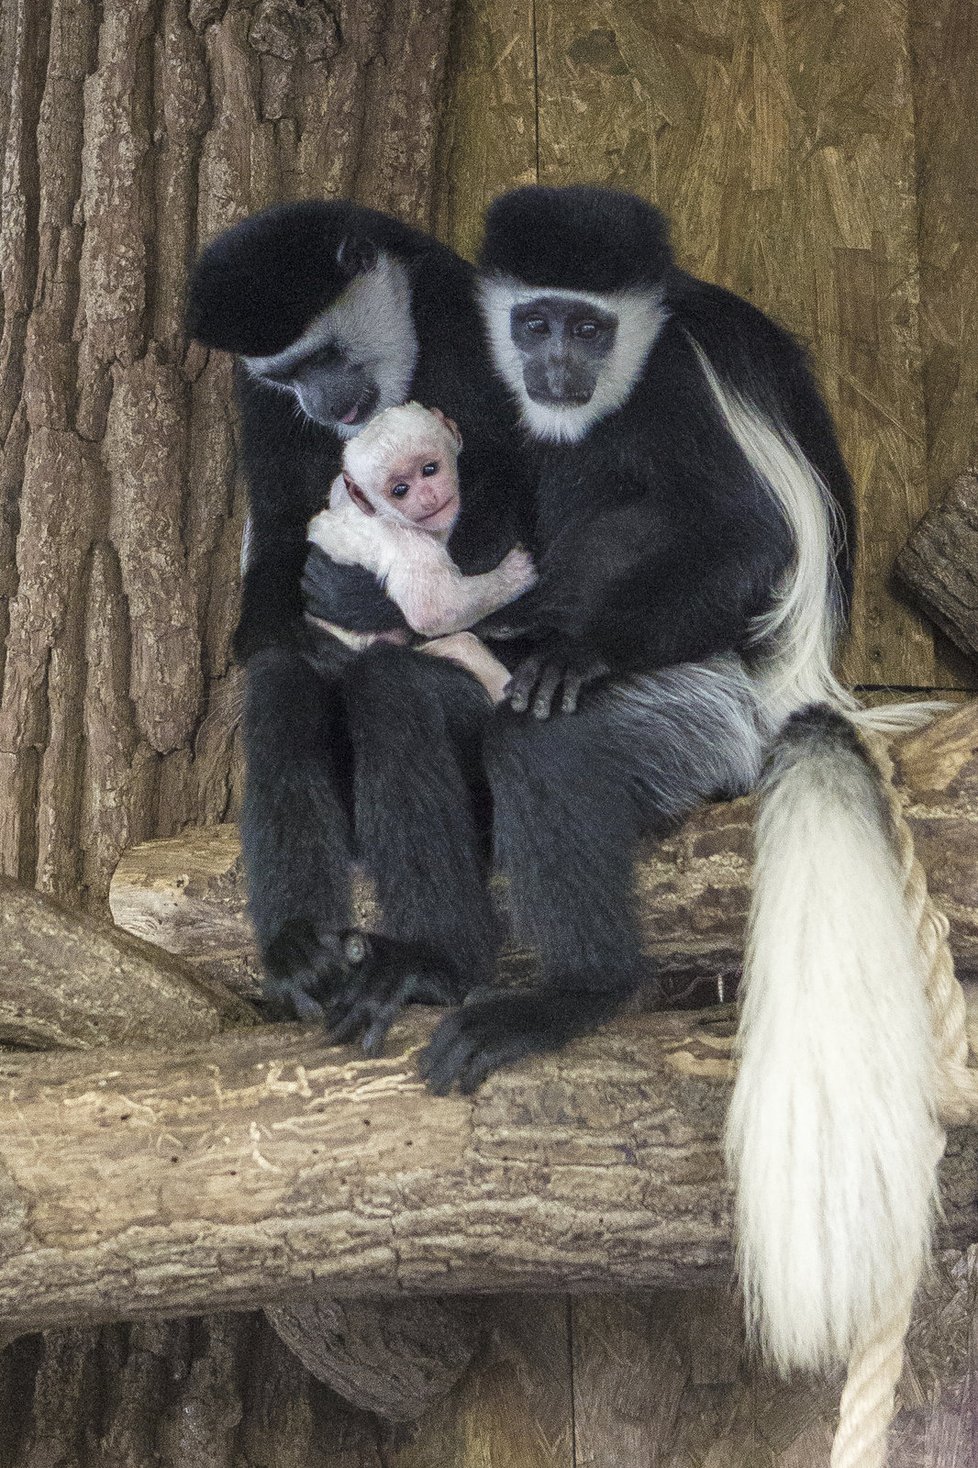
[725,704,941,1374]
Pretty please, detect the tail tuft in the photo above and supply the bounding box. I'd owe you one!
[725,702,940,1373]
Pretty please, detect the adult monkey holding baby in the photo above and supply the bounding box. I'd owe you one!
[190,187,938,1380]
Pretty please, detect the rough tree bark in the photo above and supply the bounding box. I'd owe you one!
[110,701,978,991]
[0,0,460,1429]
[1,1001,976,1334]
[0,0,455,910]
[897,469,978,668]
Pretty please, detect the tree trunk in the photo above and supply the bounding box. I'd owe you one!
[0,0,461,1425]
[0,0,455,910]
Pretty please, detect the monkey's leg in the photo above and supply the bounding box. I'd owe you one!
[421,658,763,1093]
[326,645,498,1054]
[241,641,361,1019]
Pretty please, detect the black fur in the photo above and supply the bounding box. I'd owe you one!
[481,184,674,294]
[415,185,855,1089]
[188,203,530,1024]
[188,200,530,660]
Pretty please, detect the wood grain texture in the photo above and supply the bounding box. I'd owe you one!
[568,1255,978,1468]
[0,0,455,912]
[910,0,978,508]
[532,0,934,689]
[897,470,978,670]
[1,1001,977,1335]
[433,0,537,262]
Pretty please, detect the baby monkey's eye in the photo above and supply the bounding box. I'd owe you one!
[421,461,439,476]
[391,483,409,498]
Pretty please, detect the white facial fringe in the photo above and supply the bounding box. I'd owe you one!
[478,276,669,444]
[241,253,419,439]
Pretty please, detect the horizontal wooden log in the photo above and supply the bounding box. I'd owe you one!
[110,702,978,987]
[897,470,978,667]
[0,875,477,1420]
[1,1003,977,1334]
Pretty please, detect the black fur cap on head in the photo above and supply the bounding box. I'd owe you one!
[479,185,674,295]
[186,200,425,357]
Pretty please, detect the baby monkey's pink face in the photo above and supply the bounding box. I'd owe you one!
[378,445,460,532]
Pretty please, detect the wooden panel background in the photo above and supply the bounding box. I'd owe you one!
[2,0,976,1465]
[431,0,978,1463]
[436,0,978,693]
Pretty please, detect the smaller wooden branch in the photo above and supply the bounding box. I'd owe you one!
[897,469,978,667]
[110,702,978,990]
[0,877,255,1050]
[264,1295,482,1421]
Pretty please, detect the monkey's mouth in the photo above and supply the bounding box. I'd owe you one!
[418,493,458,525]
[336,386,379,427]
[526,388,593,408]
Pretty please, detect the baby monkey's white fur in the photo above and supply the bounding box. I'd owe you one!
[307,403,535,698]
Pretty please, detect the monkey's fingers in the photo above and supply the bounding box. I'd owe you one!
[531,662,565,720]
[506,656,544,714]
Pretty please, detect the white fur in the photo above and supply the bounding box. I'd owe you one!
[478,276,669,443]
[241,253,419,440]
[726,727,940,1372]
[688,341,943,735]
[343,402,457,530]
[307,476,535,641]
[615,655,765,808]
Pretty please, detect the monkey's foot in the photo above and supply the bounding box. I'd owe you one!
[326,937,459,1058]
[262,920,370,1021]
[418,985,630,1095]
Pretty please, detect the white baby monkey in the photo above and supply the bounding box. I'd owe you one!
[306,402,536,701]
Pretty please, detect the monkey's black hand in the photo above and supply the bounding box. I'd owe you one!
[326,935,461,1058]
[419,985,630,1094]
[262,920,369,1021]
[505,645,610,718]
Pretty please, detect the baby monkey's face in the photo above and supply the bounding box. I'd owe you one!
[357,441,460,533]
[385,446,459,529]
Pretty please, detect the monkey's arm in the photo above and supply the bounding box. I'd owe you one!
[300,546,410,636]
[384,539,537,639]
[482,498,790,716]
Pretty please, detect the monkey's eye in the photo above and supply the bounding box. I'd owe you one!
[525,317,549,335]
[574,320,600,340]
[421,461,439,476]
[391,483,409,498]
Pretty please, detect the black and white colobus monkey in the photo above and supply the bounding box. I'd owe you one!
[418,186,937,1382]
[187,201,534,1031]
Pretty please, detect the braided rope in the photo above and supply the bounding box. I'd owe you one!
[828,727,978,1468]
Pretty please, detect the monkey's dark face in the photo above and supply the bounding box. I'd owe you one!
[242,252,420,440]
[480,278,669,444]
[510,296,618,408]
[258,340,380,429]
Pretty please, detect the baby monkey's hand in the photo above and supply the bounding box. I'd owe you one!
[498,545,538,600]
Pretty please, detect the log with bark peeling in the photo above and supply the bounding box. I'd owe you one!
[110,700,978,989]
[897,469,978,667]
[0,1002,976,1336]
[0,873,482,1420]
